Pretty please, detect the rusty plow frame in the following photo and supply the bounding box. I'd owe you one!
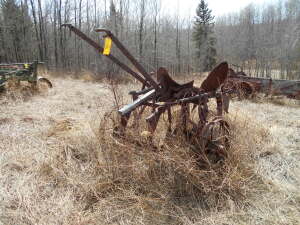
[62,24,232,156]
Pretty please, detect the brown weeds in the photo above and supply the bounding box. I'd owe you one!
[23,107,267,224]
[1,77,298,225]
[64,107,267,223]
[0,78,51,101]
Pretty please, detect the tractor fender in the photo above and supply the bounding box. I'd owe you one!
[38,76,53,88]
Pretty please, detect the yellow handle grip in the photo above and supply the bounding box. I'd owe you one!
[103,37,112,55]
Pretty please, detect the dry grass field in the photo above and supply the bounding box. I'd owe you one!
[0,76,299,225]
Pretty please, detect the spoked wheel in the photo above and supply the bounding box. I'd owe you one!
[198,117,230,162]
[112,112,131,138]
[238,82,254,99]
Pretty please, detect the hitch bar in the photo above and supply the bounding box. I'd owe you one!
[62,24,160,91]
[61,24,148,87]
[95,28,159,90]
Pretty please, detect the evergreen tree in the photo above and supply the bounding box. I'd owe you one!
[193,0,216,71]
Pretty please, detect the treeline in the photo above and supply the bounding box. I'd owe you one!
[215,0,300,79]
[0,0,194,76]
[0,0,299,79]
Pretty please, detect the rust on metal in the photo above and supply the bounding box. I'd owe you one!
[226,67,300,99]
[61,24,149,87]
[239,81,254,98]
[200,62,229,92]
[200,117,230,159]
[95,28,159,91]
[156,67,195,101]
[62,24,232,159]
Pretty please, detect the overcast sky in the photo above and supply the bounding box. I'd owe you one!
[161,0,274,18]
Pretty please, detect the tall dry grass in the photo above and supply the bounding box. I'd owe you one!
[0,76,51,104]
[6,109,267,225]
[94,108,268,207]
[0,76,299,225]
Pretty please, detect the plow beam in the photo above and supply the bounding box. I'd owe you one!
[61,24,148,87]
[95,28,160,91]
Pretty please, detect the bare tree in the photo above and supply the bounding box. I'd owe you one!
[0,0,298,80]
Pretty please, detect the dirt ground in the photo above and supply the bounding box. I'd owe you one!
[0,78,299,225]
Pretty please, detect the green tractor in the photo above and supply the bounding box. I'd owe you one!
[0,61,52,90]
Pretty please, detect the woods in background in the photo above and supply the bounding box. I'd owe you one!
[215,0,300,79]
[0,0,299,79]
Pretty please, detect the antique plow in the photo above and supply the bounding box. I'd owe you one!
[62,24,231,155]
[225,68,300,99]
[0,61,52,90]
